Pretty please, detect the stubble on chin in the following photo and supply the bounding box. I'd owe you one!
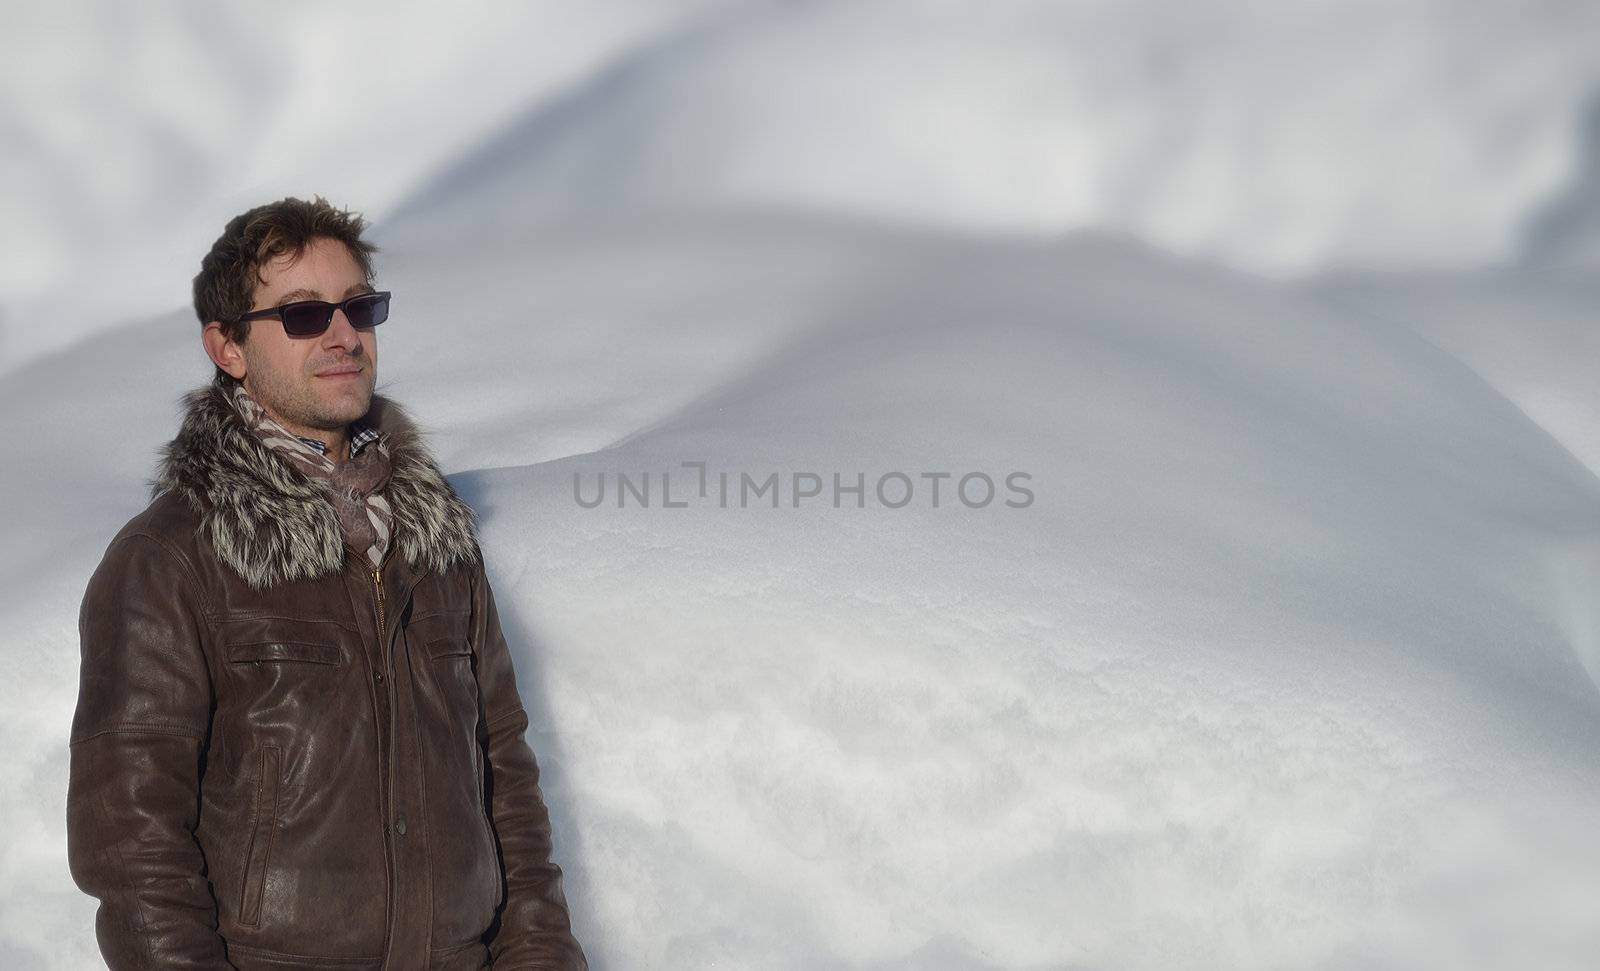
[250,367,374,433]
[306,371,375,430]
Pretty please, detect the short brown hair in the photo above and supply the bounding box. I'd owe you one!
[193,195,379,386]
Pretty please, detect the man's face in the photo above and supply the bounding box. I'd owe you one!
[217,236,378,440]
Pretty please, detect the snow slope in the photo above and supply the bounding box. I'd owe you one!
[381,0,1600,275]
[10,0,1600,374]
[0,0,742,373]
[1310,266,1600,480]
[7,205,1600,968]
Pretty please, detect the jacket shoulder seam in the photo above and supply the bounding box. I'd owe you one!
[112,529,217,625]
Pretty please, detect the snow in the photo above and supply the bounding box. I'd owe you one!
[9,0,1600,375]
[378,0,1600,273]
[5,2,1600,969]
[0,0,743,373]
[9,207,1600,967]
[1309,265,1600,479]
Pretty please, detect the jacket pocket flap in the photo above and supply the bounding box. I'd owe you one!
[426,637,472,660]
[228,640,341,665]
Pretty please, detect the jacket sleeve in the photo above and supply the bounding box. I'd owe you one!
[66,532,235,970]
[471,557,588,971]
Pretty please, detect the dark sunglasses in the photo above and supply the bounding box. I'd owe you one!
[236,291,391,338]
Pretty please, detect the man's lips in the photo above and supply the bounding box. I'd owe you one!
[315,365,363,378]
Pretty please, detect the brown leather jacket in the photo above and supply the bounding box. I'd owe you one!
[66,380,588,971]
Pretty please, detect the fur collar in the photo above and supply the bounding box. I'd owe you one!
[152,380,479,589]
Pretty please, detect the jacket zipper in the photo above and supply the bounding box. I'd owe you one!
[361,546,397,966]
[373,567,386,643]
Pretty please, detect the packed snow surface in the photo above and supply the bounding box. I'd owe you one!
[5,206,1600,969]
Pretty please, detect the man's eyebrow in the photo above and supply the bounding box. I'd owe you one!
[274,283,375,304]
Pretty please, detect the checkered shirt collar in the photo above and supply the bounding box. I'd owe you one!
[296,422,379,458]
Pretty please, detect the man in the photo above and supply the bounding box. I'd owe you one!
[66,196,588,970]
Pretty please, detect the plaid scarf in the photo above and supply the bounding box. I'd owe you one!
[230,383,395,570]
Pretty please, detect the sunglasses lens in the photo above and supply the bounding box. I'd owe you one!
[345,293,389,329]
[282,302,336,337]
[274,293,389,337]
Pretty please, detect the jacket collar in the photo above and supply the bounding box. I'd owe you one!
[151,379,480,590]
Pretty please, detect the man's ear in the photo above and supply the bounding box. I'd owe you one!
[201,321,248,380]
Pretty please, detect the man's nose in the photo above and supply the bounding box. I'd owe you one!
[322,308,362,350]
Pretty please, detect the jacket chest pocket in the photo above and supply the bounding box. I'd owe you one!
[219,623,352,784]
[406,612,484,785]
[226,638,345,701]
[408,612,479,727]
[230,639,341,665]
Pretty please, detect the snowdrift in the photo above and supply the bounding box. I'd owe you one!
[8,204,1600,968]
